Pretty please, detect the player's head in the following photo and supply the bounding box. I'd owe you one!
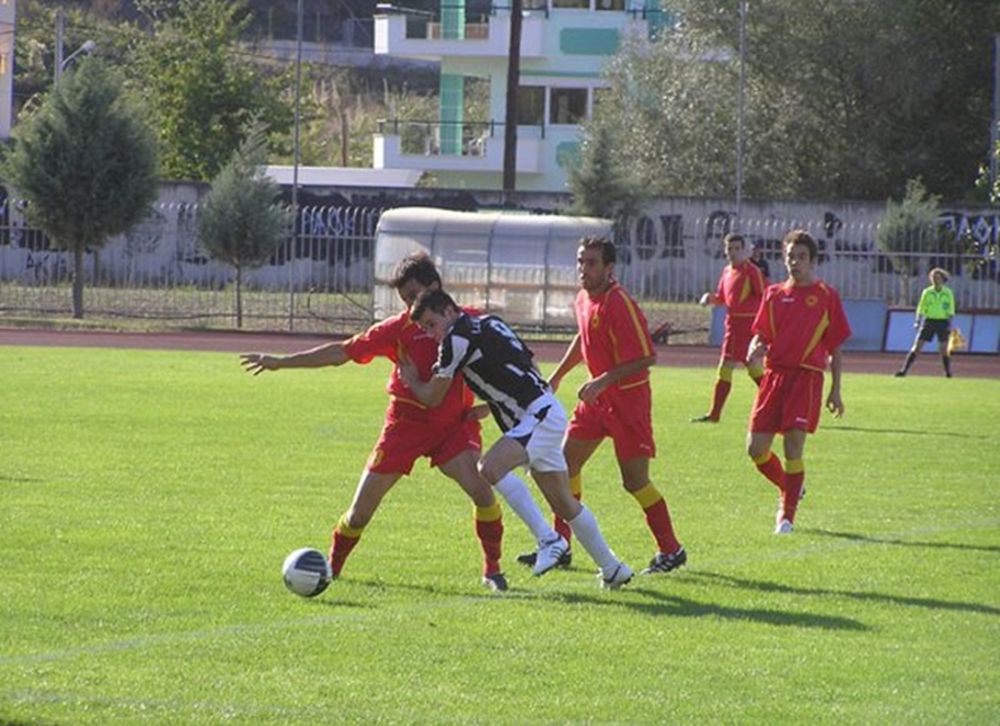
[723,233,746,264]
[577,236,616,295]
[391,252,441,308]
[929,267,949,288]
[410,288,460,341]
[782,229,818,285]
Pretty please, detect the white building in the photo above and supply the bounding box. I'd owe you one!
[372,0,671,192]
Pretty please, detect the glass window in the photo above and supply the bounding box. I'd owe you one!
[596,0,625,9]
[551,0,589,8]
[517,86,545,125]
[549,88,587,125]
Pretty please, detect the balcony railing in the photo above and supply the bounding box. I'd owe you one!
[376,119,546,157]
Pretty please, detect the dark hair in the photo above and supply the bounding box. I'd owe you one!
[410,288,458,322]
[723,233,745,248]
[579,236,616,265]
[782,229,818,261]
[390,252,441,289]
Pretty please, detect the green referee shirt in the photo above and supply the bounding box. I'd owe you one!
[916,285,955,320]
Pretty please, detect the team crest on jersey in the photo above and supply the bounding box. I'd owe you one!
[591,313,601,329]
[805,295,819,307]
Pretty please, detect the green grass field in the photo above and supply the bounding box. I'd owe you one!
[1,346,998,724]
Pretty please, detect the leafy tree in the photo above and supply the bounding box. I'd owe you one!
[595,0,1000,201]
[567,119,646,221]
[198,119,289,328]
[876,178,946,304]
[129,0,292,181]
[3,56,158,318]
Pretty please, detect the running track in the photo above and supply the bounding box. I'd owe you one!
[1,328,997,379]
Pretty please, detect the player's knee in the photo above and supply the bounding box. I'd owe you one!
[477,460,503,486]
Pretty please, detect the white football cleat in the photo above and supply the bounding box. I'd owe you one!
[774,518,794,535]
[532,534,569,576]
[600,561,633,590]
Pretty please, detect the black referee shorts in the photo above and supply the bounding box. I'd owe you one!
[918,318,950,343]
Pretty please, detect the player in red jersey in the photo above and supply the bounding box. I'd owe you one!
[745,230,851,534]
[692,232,768,423]
[240,254,556,592]
[518,237,686,576]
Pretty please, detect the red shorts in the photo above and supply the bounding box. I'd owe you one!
[367,413,481,475]
[567,384,655,460]
[749,367,824,434]
[721,315,755,363]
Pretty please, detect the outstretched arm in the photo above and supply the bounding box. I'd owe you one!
[240,341,350,376]
[825,348,844,418]
[547,334,583,392]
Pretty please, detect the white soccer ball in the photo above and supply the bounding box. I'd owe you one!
[281,547,333,598]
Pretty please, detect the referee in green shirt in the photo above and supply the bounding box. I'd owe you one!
[895,268,956,378]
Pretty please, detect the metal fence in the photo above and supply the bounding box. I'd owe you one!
[0,198,997,338]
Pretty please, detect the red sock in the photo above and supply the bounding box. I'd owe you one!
[709,379,732,420]
[632,483,681,554]
[329,518,363,576]
[782,461,805,523]
[475,504,503,576]
[753,451,785,492]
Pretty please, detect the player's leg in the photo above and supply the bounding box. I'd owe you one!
[529,468,631,587]
[746,359,765,387]
[777,429,807,533]
[896,333,927,376]
[438,449,506,590]
[618,456,686,574]
[693,357,735,423]
[748,431,783,491]
[553,435,601,546]
[329,469,402,576]
[937,325,952,377]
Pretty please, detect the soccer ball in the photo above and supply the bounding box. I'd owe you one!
[281,547,333,598]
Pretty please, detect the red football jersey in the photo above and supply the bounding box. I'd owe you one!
[343,310,472,419]
[752,280,851,371]
[716,259,767,318]
[575,282,654,389]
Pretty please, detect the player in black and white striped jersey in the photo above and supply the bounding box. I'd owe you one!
[401,288,633,589]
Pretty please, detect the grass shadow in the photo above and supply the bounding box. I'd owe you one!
[688,570,1000,617]
[811,528,1000,555]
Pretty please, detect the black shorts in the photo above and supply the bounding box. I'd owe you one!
[918,318,950,343]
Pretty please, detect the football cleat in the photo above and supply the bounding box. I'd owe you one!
[690,414,719,423]
[482,572,509,592]
[600,562,633,590]
[640,546,687,575]
[515,547,572,569]
[532,535,569,576]
[774,518,794,535]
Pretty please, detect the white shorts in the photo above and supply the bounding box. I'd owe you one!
[503,393,568,473]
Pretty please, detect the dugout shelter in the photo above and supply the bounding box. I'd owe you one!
[373,207,612,331]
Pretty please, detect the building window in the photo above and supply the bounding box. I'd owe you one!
[550,88,587,125]
[596,0,625,9]
[552,0,589,8]
[517,86,545,126]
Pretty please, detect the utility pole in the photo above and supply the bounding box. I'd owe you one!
[502,0,523,200]
[991,33,999,195]
[735,0,747,228]
[289,0,304,331]
[54,8,64,83]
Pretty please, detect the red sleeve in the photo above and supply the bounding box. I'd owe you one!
[715,271,726,303]
[608,289,654,363]
[752,287,774,341]
[750,263,767,297]
[823,287,852,352]
[343,315,402,365]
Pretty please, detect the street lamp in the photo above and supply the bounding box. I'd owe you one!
[735,0,747,228]
[54,9,96,84]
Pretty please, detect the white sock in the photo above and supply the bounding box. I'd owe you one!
[568,505,619,573]
[494,473,557,543]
